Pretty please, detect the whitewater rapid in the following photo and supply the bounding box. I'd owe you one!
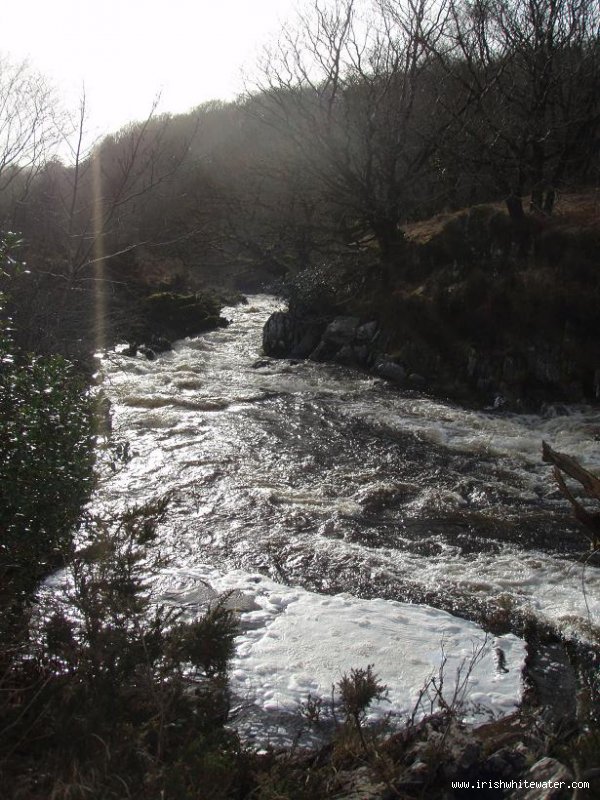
[94,295,599,739]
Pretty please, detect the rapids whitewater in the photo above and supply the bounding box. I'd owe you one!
[95,295,599,736]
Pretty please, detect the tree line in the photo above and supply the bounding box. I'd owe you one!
[0,0,599,359]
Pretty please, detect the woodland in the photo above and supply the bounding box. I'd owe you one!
[1,0,599,797]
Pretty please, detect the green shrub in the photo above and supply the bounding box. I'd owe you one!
[2,501,243,799]
[0,234,96,641]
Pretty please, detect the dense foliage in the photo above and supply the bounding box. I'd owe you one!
[0,236,95,606]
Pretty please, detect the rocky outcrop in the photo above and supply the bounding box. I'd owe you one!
[263,312,391,374]
[262,312,326,358]
[262,303,600,406]
[513,757,574,800]
[142,291,228,340]
[123,291,231,358]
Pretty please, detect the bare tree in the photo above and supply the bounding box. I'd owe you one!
[435,0,600,218]
[251,0,451,281]
[0,56,61,189]
[6,93,202,357]
[0,55,63,229]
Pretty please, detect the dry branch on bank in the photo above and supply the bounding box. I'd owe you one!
[542,441,600,549]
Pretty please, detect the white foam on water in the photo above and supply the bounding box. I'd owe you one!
[160,567,526,740]
[340,397,600,476]
[309,535,600,638]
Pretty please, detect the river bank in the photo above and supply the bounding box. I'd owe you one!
[263,195,600,411]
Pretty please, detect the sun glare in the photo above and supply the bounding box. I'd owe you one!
[5,0,299,140]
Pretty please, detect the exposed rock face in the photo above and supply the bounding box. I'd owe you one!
[375,361,406,384]
[323,317,361,346]
[263,306,600,405]
[262,312,326,358]
[262,311,387,373]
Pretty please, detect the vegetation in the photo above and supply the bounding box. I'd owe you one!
[1,0,599,796]
[0,234,245,799]
[0,234,95,646]
[0,0,597,364]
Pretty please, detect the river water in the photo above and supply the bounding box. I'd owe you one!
[96,296,599,733]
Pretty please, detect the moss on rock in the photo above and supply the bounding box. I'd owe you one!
[142,291,229,341]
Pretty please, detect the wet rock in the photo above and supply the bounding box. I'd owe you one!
[594,369,600,399]
[335,345,357,365]
[322,316,360,346]
[355,485,403,513]
[263,311,324,359]
[262,311,296,357]
[148,335,173,354]
[137,344,156,361]
[290,324,325,359]
[308,317,361,362]
[540,403,569,418]
[355,321,379,343]
[375,361,406,384]
[263,312,322,358]
[513,757,573,800]
[308,340,328,361]
[353,344,370,365]
[482,745,528,779]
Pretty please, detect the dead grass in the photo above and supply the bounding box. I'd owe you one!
[403,202,505,245]
[551,190,600,229]
[402,190,600,246]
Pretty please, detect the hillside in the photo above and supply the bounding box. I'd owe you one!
[265,192,600,408]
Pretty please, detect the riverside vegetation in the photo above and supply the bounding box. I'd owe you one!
[1,0,600,796]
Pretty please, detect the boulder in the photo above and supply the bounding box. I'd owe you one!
[353,345,370,365]
[335,345,357,365]
[355,321,379,343]
[408,373,426,386]
[375,361,406,385]
[290,324,326,359]
[512,757,573,800]
[263,312,326,359]
[262,312,298,357]
[322,316,361,346]
[143,291,227,341]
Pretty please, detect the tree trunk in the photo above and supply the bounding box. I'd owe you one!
[372,218,406,287]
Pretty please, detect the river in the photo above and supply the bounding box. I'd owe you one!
[96,295,599,739]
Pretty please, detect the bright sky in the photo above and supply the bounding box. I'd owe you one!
[3,0,300,141]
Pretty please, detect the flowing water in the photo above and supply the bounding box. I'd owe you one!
[95,295,600,733]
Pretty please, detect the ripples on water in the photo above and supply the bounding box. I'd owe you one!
[97,296,600,640]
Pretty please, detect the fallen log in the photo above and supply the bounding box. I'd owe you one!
[542,441,600,549]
